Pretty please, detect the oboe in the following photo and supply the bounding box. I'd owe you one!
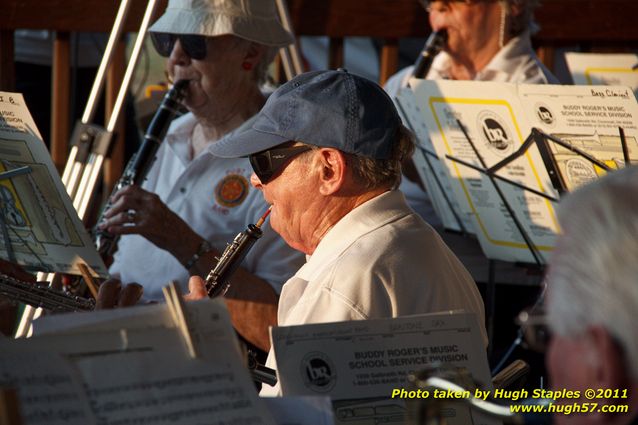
[412,30,447,79]
[204,207,278,386]
[94,79,189,258]
[205,208,271,298]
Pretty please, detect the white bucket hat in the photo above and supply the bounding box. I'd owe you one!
[149,0,293,47]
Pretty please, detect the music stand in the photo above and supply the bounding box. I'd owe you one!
[15,0,160,338]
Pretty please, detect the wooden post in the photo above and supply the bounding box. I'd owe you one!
[379,39,399,85]
[51,32,71,173]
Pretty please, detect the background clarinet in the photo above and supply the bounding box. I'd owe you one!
[94,79,189,259]
[412,30,447,79]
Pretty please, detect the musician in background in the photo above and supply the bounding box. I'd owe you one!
[384,0,558,224]
[98,0,305,352]
[195,69,487,395]
[545,166,638,424]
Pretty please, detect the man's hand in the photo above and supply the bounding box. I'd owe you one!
[184,276,208,301]
[96,279,144,309]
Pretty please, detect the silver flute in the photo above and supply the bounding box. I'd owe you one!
[0,273,95,312]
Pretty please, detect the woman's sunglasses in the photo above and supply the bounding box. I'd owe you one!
[420,0,495,11]
[249,145,313,184]
[150,32,208,60]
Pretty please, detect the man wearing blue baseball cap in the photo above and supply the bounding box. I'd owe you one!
[191,69,486,394]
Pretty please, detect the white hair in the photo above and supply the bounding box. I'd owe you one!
[547,165,638,379]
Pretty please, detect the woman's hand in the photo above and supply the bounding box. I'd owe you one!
[99,185,200,260]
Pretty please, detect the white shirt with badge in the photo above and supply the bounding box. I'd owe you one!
[109,113,304,300]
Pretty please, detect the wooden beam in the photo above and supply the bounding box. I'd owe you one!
[328,37,344,70]
[51,32,71,172]
[379,39,399,85]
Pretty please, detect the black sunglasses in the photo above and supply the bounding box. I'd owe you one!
[420,0,495,11]
[150,32,208,60]
[249,145,313,184]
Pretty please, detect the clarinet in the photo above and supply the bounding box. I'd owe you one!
[412,30,447,78]
[205,208,271,298]
[0,273,95,313]
[94,79,189,258]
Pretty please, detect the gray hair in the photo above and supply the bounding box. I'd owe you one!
[299,124,416,191]
[547,165,638,379]
[347,124,416,191]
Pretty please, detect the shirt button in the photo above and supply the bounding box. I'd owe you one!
[179,187,186,194]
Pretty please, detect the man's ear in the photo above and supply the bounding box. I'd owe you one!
[586,326,625,394]
[316,148,347,195]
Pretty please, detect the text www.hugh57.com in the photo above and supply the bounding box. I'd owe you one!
[510,403,629,415]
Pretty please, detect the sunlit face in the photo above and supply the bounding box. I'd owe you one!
[427,0,503,64]
[250,150,321,254]
[166,35,251,119]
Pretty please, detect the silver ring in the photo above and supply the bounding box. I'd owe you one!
[126,209,137,223]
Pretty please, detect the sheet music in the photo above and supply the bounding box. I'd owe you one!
[0,345,97,425]
[565,52,638,99]
[2,299,275,425]
[407,79,559,264]
[0,91,107,276]
[518,84,638,191]
[272,312,496,425]
[394,88,473,232]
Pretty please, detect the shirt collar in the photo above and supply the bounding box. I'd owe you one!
[430,30,534,82]
[295,190,413,281]
[163,112,259,164]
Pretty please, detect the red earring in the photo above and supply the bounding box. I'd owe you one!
[242,62,253,71]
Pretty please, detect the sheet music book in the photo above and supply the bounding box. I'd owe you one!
[0,91,107,276]
[398,79,638,263]
[0,299,276,425]
[394,88,474,233]
[272,312,497,425]
[565,52,638,99]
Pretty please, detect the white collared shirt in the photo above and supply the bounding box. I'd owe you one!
[384,30,559,97]
[109,113,305,300]
[261,190,486,395]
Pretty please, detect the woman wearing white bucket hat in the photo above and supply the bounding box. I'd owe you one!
[99,0,304,353]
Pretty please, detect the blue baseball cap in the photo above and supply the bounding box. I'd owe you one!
[210,69,401,159]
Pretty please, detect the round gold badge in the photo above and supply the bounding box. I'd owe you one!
[214,174,249,208]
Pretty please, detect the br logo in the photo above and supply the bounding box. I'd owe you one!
[477,111,514,156]
[301,352,336,392]
[482,118,510,150]
[536,104,555,126]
